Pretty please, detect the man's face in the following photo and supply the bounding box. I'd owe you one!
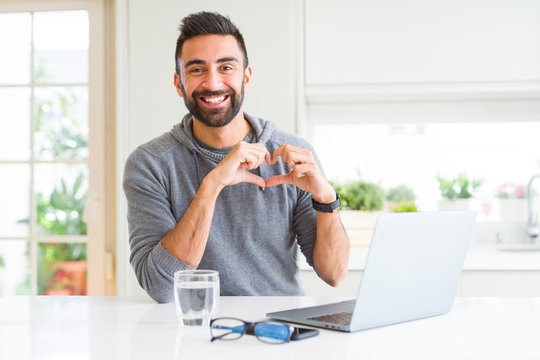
[175,34,251,128]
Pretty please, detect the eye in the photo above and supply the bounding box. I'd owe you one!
[189,67,204,74]
[221,65,234,71]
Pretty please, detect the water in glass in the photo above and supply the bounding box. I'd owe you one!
[174,270,219,326]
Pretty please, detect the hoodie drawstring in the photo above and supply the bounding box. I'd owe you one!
[191,149,202,185]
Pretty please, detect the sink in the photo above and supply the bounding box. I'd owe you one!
[497,243,540,252]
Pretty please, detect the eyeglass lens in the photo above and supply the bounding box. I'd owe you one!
[254,322,291,344]
[211,318,291,344]
[211,318,245,341]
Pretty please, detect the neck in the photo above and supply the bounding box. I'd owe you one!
[192,112,250,148]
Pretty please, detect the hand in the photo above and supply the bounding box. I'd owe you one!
[265,144,335,203]
[208,141,271,189]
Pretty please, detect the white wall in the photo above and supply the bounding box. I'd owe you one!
[305,0,540,85]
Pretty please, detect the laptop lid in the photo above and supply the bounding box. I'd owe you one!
[267,211,476,332]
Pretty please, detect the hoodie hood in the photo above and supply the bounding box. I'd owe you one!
[170,112,276,162]
[170,112,277,186]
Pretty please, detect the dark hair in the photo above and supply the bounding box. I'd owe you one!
[174,11,249,75]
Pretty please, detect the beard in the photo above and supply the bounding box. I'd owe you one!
[181,82,245,128]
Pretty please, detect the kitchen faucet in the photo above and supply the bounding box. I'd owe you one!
[526,173,540,243]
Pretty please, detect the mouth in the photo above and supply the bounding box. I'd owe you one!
[200,94,229,106]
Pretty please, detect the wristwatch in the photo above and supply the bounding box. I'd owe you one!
[312,192,341,213]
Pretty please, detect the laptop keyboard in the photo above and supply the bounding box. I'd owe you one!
[308,311,352,326]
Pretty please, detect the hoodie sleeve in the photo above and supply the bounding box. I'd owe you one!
[293,189,317,267]
[123,147,195,303]
[292,140,326,268]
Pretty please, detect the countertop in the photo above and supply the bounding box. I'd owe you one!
[299,245,540,271]
[1,296,539,360]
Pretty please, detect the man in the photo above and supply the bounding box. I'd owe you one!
[123,11,349,303]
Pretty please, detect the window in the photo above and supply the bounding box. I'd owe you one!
[305,99,540,247]
[0,1,111,295]
[312,117,540,217]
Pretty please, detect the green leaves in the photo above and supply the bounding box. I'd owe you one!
[388,200,418,213]
[437,173,482,200]
[386,184,416,202]
[36,172,87,235]
[39,243,86,263]
[336,181,385,211]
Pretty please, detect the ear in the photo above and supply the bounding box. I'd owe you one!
[174,72,184,98]
[243,66,252,91]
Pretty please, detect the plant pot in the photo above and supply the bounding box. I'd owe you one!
[437,199,472,211]
[46,260,87,295]
[339,210,383,247]
[45,288,72,295]
[498,198,527,222]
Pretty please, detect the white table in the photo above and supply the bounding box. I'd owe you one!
[1,296,539,360]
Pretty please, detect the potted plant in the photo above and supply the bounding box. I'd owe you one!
[437,173,482,211]
[495,182,527,221]
[35,173,87,235]
[18,172,88,295]
[334,180,385,247]
[38,243,87,295]
[386,184,417,213]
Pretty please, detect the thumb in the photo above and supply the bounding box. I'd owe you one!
[242,171,266,188]
[265,174,292,188]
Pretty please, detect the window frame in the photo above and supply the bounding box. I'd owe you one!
[0,0,113,295]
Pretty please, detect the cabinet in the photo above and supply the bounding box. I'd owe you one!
[300,269,540,297]
[305,0,540,86]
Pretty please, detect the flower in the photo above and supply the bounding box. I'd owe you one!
[495,182,527,199]
[49,269,71,290]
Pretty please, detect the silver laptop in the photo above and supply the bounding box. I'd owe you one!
[267,211,476,332]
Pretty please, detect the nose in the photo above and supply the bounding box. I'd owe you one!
[201,68,223,91]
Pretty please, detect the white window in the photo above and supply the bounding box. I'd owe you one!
[309,104,540,217]
[0,0,110,295]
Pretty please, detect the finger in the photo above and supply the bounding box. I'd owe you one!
[241,153,260,170]
[287,159,296,169]
[265,150,272,165]
[245,144,269,168]
[251,147,267,168]
[242,171,266,188]
[265,173,292,187]
[251,143,271,165]
[291,164,313,178]
[270,145,286,164]
[272,145,297,165]
[253,152,267,169]
[288,149,312,165]
[272,145,312,167]
[284,150,309,169]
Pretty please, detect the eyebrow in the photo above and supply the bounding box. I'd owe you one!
[184,57,240,68]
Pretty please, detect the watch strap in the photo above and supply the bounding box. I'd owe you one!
[312,192,341,213]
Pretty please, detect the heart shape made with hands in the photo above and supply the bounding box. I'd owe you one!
[231,142,334,202]
[245,146,325,194]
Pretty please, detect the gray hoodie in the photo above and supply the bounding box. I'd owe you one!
[123,113,320,303]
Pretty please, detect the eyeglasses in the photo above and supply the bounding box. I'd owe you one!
[210,317,294,344]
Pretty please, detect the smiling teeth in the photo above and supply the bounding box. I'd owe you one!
[202,96,226,104]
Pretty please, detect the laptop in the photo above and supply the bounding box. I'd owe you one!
[267,211,476,332]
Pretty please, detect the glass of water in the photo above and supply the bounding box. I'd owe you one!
[174,270,220,326]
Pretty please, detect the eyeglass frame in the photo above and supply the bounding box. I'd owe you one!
[209,317,295,344]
